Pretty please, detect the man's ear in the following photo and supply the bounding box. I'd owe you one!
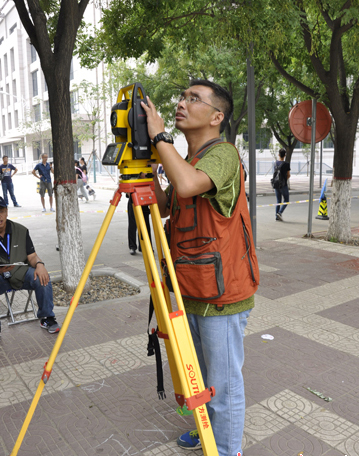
[210,111,225,129]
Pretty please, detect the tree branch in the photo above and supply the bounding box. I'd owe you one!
[13,0,40,48]
[270,51,318,98]
[300,9,330,84]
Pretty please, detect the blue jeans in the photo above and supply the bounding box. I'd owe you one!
[187,309,251,456]
[275,184,289,216]
[0,267,55,318]
[2,181,18,206]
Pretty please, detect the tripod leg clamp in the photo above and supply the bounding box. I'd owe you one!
[41,361,52,384]
[176,386,216,410]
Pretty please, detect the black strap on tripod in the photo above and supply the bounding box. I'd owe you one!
[147,295,166,400]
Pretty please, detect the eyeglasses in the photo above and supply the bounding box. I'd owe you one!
[178,95,221,112]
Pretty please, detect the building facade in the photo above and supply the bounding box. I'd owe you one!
[0,0,109,174]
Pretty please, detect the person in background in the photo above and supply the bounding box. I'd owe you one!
[0,196,60,333]
[0,156,21,207]
[75,160,89,203]
[275,148,291,221]
[32,153,55,213]
[79,157,96,200]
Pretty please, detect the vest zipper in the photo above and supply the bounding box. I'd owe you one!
[242,219,256,284]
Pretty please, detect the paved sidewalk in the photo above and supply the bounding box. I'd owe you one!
[1,233,359,455]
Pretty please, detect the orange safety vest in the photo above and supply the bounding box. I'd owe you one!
[168,139,259,306]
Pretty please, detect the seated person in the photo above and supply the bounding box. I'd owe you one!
[0,197,60,333]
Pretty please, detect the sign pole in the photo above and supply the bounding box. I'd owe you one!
[307,98,317,237]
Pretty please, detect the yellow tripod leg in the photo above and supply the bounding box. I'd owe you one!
[134,205,181,399]
[11,190,122,456]
[133,203,219,456]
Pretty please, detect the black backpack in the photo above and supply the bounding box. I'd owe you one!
[271,163,285,190]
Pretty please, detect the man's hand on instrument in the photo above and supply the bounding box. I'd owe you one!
[141,96,165,140]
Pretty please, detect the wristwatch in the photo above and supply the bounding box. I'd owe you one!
[153,132,174,148]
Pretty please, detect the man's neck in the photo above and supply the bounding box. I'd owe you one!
[186,131,221,158]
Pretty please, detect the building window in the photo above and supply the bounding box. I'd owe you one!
[14,110,18,128]
[30,44,37,63]
[12,79,17,97]
[73,140,81,158]
[0,37,4,46]
[9,23,17,35]
[70,91,79,114]
[14,143,21,158]
[44,75,48,92]
[47,142,53,158]
[0,60,2,81]
[44,99,50,114]
[34,104,41,122]
[2,115,5,134]
[33,141,41,160]
[8,112,11,130]
[32,70,38,97]
[4,54,8,77]
[4,144,12,157]
[0,92,3,109]
[6,83,10,106]
[10,48,15,72]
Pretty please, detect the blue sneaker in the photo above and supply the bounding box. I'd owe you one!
[177,430,201,450]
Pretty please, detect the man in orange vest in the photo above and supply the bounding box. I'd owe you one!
[141,80,259,456]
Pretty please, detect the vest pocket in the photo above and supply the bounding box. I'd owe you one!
[174,252,225,300]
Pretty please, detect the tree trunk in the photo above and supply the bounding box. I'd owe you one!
[326,179,352,242]
[326,119,355,243]
[48,69,88,292]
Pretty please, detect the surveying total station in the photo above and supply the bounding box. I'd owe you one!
[10,82,219,456]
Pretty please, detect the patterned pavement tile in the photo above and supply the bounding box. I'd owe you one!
[142,440,202,455]
[246,317,275,334]
[318,299,359,329]
[14,357,73,396]
[261,389,320,423]
[278,319,318,336]
[244,370,285,404]
[296,408,359,448]
[0,365,32,408]
[244,404,288,442]
[84,340,144,376]
[56,348,111,385]
[118,333,167,364]
[257,423,333,456]
[303,328,344,347]
[337,433,359,456]
[331,337,359,357]
[242,442,278,456]
[329,392,359,426]
[279,305,313,318]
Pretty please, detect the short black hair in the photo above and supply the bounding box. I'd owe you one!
[189,79,233,134]
[80,157,86,165]
[279,148,286,159]
[74,160,79,166]
[2,155,8,159]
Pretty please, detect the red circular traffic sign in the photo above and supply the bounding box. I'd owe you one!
[288,100,332,144]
